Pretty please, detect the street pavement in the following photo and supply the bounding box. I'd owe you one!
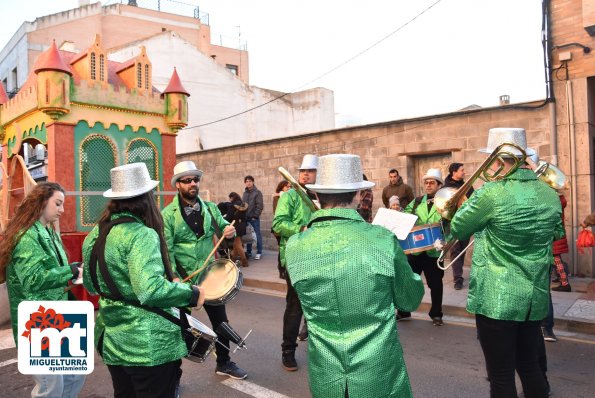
[1,250,594,397]
[243,250,595,335]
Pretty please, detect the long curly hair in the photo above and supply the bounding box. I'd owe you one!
[0,182,65,281]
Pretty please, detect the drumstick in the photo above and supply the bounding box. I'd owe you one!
[182,220,235,283]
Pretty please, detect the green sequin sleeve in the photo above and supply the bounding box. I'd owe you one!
[391,239,424,312]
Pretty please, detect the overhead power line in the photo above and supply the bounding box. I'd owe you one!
[182,0,444,130]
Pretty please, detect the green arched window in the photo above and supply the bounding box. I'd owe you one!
[80,135,117,226]
[126,138,159,206]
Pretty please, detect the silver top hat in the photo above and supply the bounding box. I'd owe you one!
[104,163,160,199]
[421,168,444,185]
[479,127,536,157]
[306,154,375,193]
[171,160,204,188]
[298,154,318,170]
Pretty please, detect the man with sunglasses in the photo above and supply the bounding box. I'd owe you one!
[162,161,248,382]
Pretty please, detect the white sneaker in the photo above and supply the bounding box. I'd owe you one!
[254,254,261,260]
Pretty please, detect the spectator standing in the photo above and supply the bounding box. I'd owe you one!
[356,174,374,222]
[443,162,474,290]
[382,169,414,209]
[226,192,250,268]
[389,195,402,211]
[243,176,264,260]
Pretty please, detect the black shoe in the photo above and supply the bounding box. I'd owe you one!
[541,327,557,342]
[215,361,248,380]
[297,323,308,341]
[454,279,463,290]
[552,284,571,292]
[282,350,298,371]
[396,313,411,321]
[432,317,444,326]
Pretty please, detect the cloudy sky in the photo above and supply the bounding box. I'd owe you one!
[0,0,545,127]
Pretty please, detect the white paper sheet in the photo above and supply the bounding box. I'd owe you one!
[372,207,418,240]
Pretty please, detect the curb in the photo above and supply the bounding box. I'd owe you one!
[244,277,595,335]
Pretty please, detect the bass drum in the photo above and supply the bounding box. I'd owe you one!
[197,258,243,306]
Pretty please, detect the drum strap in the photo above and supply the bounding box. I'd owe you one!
[88,217,191,333]
[411,196,424,215]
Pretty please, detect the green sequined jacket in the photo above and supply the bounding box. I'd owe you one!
[403,194,443,257]
[83,213,194,366]
[450,169,564,321]
[162,195,229,284]
[286,208,424,398]
[272,188,313,268]
[7,221,74,343]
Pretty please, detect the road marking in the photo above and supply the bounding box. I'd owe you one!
[242,287,285,298]
[0,328,16,350]
[0,358,17,368]
[221,379,291,398]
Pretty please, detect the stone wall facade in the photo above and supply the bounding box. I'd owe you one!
[178,103,554,257]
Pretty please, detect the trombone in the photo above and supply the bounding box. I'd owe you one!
[435,143,568,270]
[278,167,320,212]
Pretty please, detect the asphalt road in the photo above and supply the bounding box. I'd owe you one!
[1,288,594,397]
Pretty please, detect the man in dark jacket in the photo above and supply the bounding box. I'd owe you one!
[242,175,264,260]
[381,169,414,209]
[443,163,474,290]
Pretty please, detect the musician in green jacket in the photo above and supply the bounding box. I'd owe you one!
[450,128,564,398]
[396,168,445,326]
[1,182,86,398]
[162,160,247,380]
[272,154,317,371]
[83,163,203,398]
[286,154,424,398]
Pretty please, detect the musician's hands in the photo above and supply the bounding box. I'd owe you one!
[223,225,236,239]
[74,265,84,284]
[196,286,206,307]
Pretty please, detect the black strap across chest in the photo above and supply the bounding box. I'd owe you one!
[307,215,357,228]
[88,217,189,330]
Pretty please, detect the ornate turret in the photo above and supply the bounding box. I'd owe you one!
[34,40,72,120]
[162,67,190,133]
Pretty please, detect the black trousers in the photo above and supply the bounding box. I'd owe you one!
[476,314,548,398]
[398,252,444,318]
[203,303,231,365]
[108,359,182,398]
[450,239,469,281]
[281,272,303,352]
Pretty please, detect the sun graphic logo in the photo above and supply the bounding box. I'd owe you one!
[18,301,94,375]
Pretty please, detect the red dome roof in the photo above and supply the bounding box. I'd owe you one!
[163,67,189,96]
[34,40,72,75]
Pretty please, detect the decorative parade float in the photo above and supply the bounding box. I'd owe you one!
[0,35,189,314]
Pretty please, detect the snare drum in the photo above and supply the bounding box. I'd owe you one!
[173,308,217,363]
[398,223,444,254]
[198,258,244,306]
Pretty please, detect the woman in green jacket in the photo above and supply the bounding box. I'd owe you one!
[0,182,85,398]
[83,163,203,398]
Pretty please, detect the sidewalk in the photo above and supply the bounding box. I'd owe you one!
[242,250,595,335]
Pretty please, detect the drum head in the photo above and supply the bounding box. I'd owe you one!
[198,259,240,302]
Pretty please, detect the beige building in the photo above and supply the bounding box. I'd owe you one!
[179,0,595,277]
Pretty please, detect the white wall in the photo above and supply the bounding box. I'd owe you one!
[108,31,334,152]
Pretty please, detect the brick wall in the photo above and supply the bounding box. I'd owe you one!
[178,103,550,251]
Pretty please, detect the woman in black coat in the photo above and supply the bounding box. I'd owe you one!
[226,192,249,267]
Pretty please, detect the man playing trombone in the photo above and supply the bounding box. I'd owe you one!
[450,128,564,398]
[272,154,318,371]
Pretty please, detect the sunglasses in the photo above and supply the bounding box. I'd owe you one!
[178,176,200,184]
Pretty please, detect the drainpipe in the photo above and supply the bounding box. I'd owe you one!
[549,101,558,166]
[566,80,578,274]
